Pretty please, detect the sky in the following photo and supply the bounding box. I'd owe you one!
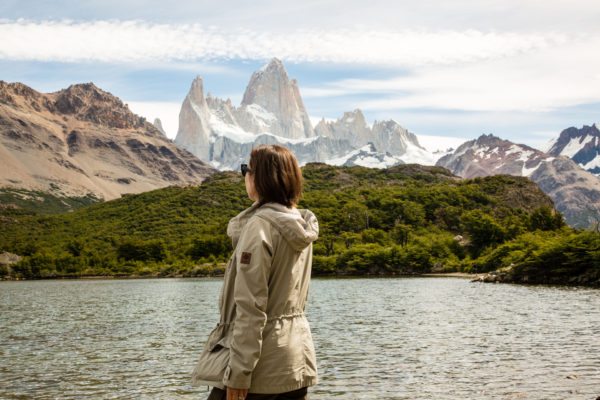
[1,0,600,152]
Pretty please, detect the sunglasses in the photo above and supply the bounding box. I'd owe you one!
[241,163,252,177]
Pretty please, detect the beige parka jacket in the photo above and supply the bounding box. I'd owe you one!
[209,201,319,394]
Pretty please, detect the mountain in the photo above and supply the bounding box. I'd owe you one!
[153,118,166,136]
[436,134,600,228]
[240,58,314,139]
[314,109,371,148]
[436,134,550,178]
[175,58,435,170]
[547,124,600,176]
[326,143,405,168]
[0,81,215,201]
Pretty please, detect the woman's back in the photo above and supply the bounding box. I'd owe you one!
[218,202,319,394]
[192,144,318,399]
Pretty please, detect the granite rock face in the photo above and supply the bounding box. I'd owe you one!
[240,58,314,140]
[174,58,435,170]
[175,77,213,161]
[315,109,371,147]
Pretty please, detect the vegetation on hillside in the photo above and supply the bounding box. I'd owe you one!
[0,188,100,216]
[0,163,597,286]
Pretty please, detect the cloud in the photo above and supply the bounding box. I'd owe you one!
[0,19,568,66]
[126,101,181,139]
[301,35,600,113]
[4,1,600,34]
[415,134,468,153]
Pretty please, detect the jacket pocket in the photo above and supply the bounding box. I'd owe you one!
[206,322,232,351]
[190,323,232,386]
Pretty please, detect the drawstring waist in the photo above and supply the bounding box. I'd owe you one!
[221,311,305,325]
[266,311,305,322]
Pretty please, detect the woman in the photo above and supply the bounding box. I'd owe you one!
[192,145,319,400]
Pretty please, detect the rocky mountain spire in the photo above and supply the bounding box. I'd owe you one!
[315,109,371,148]
[153,118,166,136]
[372,119,427,155]
[172,60,439,170]
[240,58,313,139]
[175,76,212,161]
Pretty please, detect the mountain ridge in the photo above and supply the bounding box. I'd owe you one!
[436,133,600,228]
[0,80,215,200]
[175,58,442,170]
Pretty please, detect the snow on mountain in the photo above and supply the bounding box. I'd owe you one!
[326,143,404,168]
[547,124,600,175]
[174,58,439,171]
[208,112,256,144]
[436,134,600,228]
[436,134,551,179]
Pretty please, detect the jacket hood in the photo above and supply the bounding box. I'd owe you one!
[227,202,319,251]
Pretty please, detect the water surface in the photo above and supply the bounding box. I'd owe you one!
[1,277,599,399]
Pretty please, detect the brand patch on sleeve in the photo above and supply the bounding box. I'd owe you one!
[241,252,252,264]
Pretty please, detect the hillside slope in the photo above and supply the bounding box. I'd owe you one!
[0,81,215,201]
[2,163,584,284]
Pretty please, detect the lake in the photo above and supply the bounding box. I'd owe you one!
[1,277,599,399]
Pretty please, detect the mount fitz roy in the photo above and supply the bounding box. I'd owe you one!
[1,58,599,228]
[173,58,600,228]
[175,58,437,170]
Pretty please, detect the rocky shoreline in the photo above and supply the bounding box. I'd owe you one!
[4,271,598,287]
[470,271,600,287]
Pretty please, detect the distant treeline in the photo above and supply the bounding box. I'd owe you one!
[1,163,598,286]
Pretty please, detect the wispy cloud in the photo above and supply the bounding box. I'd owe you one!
[301,35,600,113]
[0,20,568,66]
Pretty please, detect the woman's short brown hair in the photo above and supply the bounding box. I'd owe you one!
[249,144,303,207]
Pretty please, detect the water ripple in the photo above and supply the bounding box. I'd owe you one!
[1,277,599,399]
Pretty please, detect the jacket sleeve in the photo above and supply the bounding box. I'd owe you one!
[223,216,273,389]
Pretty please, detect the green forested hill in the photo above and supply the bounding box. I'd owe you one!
[1,163,598,285]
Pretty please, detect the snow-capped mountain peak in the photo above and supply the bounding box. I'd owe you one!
[547,124,600,175]
[175,59,441,171]
[436,133,600,228]
[437,134,549,178]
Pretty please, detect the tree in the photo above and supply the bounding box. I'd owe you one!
[461,210,507,255]
[529,206,565,231]
[117,239,166,262]
[340,201,369,232]
[66,240,84,257]
[391,222,411,247]
[187,235,229,260]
